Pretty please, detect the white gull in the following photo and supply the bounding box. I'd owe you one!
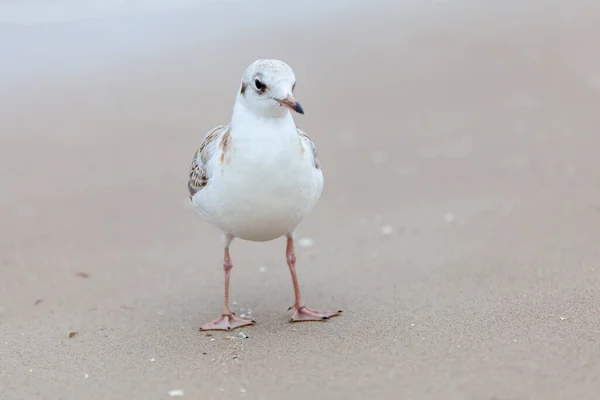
[188,59,342,331]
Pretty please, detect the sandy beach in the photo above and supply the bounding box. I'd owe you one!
[2,0,600,398]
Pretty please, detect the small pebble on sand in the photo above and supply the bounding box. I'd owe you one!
[259,266,267,273]
[444,213,455,223]
[371,151,387,164]
[168,389,184,397]
[298,238,314,247]
[238,332,249,339]
[381,225,394,235]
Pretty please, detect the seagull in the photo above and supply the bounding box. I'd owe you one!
[188,59,342,331]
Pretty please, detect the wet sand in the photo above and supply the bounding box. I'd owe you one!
[2,0,600,398]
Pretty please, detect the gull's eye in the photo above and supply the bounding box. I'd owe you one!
[254,79,265,91]
[292,83,296,92]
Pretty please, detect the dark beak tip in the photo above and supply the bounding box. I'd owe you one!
[295,103,304,115]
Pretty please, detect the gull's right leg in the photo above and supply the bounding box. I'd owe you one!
[200,234,255,331]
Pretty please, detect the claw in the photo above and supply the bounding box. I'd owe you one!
[289,306,342,323]
[201,314,255,331]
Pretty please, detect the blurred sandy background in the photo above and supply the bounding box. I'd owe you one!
[2,0,600,399]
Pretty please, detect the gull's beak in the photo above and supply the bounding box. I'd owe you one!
[278,95,304,115]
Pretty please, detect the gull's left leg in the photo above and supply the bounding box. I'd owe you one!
[285,233,342,322]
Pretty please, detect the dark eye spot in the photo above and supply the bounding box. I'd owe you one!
[292,83,296,92]
[255,79,265,92]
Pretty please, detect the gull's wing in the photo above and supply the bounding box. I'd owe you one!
[297,128,320,170]
[188,124,230,198]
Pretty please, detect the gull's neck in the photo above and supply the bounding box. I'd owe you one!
[230,96,296,133]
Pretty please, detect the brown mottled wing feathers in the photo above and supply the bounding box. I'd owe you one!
[188,125,229,198]
[297,128,320,169]
[188,150,208,198]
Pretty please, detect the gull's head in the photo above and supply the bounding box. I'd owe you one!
[237,59,303,118]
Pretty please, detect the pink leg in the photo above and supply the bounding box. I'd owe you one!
[286,235,342,322]
[201,243,255,331]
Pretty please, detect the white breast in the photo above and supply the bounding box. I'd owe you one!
[192,114,323,242]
